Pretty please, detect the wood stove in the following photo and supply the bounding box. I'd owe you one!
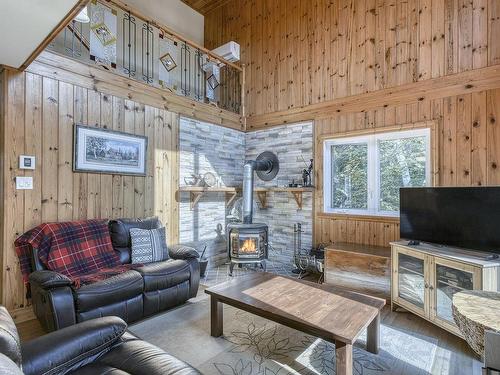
[227,223,268,275]
[227,151,279,276]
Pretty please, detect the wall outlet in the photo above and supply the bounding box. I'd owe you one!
[16,176,33,190]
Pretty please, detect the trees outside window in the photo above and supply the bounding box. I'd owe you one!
[323,128,431,216]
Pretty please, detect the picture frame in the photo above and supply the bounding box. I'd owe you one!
[74,124,147,176]
[91,22,117,46]
[207,73,220,90]
[160,52,177,72]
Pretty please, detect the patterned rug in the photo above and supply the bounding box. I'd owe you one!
[130,298,438,375]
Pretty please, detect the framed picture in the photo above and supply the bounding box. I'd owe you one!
[91,22,116,47]
[160,52,177,72]
[207,74,220,90]
[74,125,147,175]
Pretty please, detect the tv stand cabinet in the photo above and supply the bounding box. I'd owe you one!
[390,241,500,337]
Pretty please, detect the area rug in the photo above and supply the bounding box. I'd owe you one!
[129,298,438,375]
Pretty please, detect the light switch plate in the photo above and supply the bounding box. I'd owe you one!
[19,155,35,170]
[16,176,33,190]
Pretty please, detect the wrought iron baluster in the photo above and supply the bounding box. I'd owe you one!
[231,69,237,112]
[221,66,227,109]
[235,68,240,113]
[123,11,137,77]
[194,49,204,101]
[231,67,236,112]
[141,21,154,84]
[180,42,191,97]
[236,67,241,113]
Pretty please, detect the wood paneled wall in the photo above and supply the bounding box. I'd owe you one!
[205,0,500,250]
[314,89,500,247]
[0,68,179,320]
[30,51,242,131]
[205,0,500,118]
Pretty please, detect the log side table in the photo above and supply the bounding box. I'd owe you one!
[452,290,500,357]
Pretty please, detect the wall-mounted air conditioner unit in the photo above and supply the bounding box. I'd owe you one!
[211,41,240,63]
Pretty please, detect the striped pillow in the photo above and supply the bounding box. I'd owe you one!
[129,227,169,264]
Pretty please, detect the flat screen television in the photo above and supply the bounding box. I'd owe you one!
[400,187,500,255]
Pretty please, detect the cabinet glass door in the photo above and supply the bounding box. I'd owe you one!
[434,263,475,324]
[397,252,426,309]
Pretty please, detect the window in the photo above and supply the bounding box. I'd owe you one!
[323,128,431,216]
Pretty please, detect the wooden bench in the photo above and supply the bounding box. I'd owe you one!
[324,242,391,301]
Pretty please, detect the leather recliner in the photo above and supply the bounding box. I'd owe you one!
[28,217,200,332]
[0,305,201,375]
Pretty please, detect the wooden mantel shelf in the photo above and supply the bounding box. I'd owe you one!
[178,186,314,210]
[178,186,239,210]
[254,187,314,209]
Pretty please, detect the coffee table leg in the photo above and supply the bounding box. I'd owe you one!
[366,312,380,354]
[210,296,223,337]
[335,340,353,375]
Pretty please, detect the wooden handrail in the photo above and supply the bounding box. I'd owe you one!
[105,0,243,72]
[67,22,91,51]
[19,0,90,71]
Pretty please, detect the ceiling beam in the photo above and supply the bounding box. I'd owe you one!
[181,0,232,15]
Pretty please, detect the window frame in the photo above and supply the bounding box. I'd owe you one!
[323,127,431,217]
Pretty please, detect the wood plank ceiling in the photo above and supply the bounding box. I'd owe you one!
[181,0,231,15]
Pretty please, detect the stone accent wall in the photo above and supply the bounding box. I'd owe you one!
[245,123,313,265]
[179,118,313,269]
[179,118,244,265]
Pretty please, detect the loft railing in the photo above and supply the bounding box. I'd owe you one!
[46,0,243,115]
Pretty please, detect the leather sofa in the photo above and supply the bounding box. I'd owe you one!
[28,217,200,332]
[0,305,201,375]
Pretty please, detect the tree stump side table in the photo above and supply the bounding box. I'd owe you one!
[452,290,500,357]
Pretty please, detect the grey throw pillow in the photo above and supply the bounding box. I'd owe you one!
[130,227,169,264]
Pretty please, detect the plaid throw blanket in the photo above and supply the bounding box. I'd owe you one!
[15,220,141,288]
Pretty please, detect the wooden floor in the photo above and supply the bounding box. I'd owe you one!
[384,305,482,374]
[16,284,482,374]
[17,317,46,342]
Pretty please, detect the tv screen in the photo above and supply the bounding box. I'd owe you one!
[400,187,500,254]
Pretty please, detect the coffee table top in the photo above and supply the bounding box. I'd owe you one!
[205,272,385,344]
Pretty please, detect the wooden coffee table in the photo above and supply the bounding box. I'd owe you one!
[205,272,385,375]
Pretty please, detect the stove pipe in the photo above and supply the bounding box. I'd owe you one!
[242,152,279,224]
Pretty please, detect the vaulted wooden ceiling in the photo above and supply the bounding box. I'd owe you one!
[181,0,231,15]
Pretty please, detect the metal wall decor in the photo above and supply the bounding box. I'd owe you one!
[122,11,137,77]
